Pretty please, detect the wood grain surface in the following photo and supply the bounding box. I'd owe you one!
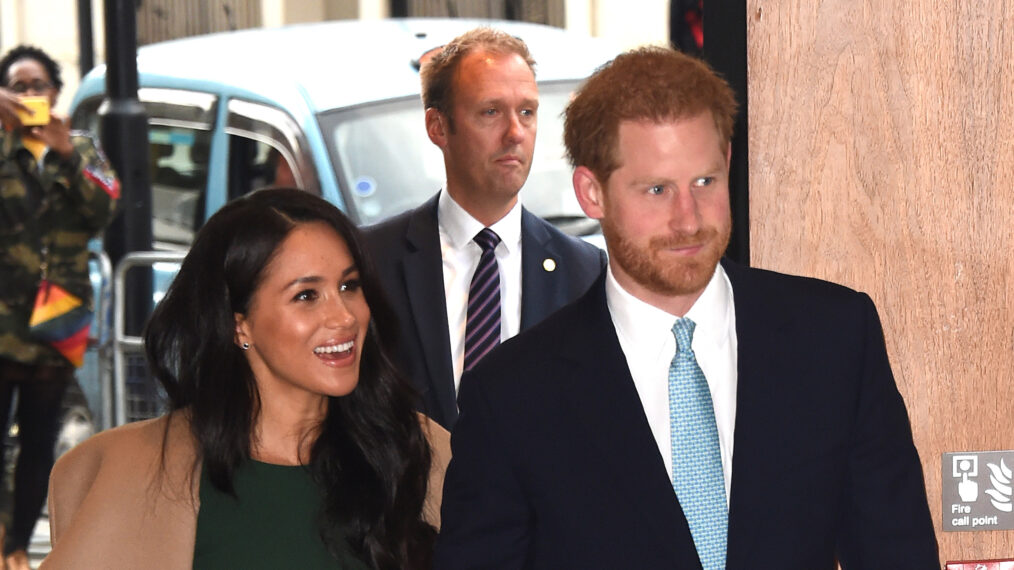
[747,0,1014,562]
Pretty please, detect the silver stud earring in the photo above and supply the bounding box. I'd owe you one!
[241,342,250,350]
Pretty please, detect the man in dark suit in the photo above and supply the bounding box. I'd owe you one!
[363,28,605,430]
[434,47,938,568]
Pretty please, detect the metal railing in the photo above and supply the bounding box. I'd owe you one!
[88,250,113,427]
[110,250,186,428]
[89,249,113,350]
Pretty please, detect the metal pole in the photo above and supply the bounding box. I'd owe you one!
[390,0,409,18]
[77,0,94,77]
[101,0,152,336]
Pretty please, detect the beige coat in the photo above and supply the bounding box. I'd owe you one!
[40,412,451,569]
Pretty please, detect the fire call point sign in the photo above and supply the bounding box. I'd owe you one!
[942,451,1014,532]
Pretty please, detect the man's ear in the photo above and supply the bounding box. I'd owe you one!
[573,166,606,220]
[425,107,448,148]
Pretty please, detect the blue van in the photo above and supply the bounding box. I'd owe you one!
[70,18,619,428]
[72,19,619,245]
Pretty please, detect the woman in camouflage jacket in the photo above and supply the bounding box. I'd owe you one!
[0,45,119,570]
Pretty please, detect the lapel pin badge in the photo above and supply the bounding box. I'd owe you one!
[542,258,556,272]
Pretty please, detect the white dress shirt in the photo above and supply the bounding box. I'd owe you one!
[438,190,523,393]
[605,263,738,500]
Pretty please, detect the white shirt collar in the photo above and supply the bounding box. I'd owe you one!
[437,190,522,253]
[605,262,733,352]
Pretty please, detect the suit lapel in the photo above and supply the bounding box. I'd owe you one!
[559,280,701,567]
[519,208,553,330]
[402,197,458,425]
[721,259,792,567]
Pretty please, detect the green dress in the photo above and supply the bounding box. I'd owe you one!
[193,459,370,569]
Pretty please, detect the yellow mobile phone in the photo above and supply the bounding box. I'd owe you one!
[16,96,50,126]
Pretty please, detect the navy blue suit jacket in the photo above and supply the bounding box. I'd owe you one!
[434,259,938,569]
[362,194,606,429]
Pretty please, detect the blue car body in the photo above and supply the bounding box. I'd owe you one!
[70,18,619,426]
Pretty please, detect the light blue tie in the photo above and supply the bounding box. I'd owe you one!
[669,318,727,569]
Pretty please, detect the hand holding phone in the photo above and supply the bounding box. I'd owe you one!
[26,111,74,159]
[16,96,50,126]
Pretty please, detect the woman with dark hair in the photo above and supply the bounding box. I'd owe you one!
[41,189,449,569]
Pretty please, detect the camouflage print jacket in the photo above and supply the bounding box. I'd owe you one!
[0,128,120,367]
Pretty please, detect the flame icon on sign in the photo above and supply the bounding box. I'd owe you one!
[984,459,1013,513]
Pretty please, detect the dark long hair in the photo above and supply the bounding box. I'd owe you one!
[143,188,435,568]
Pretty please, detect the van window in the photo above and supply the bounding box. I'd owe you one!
[320,96,442,225]
[149,126,212,247]
[225,99,316,200]
[71,89,218,248]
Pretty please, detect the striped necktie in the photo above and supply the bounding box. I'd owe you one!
[464,228,501,370]
[669,317,728,569]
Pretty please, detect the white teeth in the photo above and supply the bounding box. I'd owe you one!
[314,340,354,354]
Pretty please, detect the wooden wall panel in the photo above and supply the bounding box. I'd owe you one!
[747,0,1014,562]
[137,0,261,46]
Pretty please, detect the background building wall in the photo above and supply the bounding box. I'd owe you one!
[748,0,1014,562]
[0,0,670,115]
[136,0,261,45]
[565,0,669,48]
[260,0,375,25]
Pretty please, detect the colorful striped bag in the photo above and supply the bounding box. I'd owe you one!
[28,280,92,367]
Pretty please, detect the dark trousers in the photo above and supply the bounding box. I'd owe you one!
[0,357,71,555]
